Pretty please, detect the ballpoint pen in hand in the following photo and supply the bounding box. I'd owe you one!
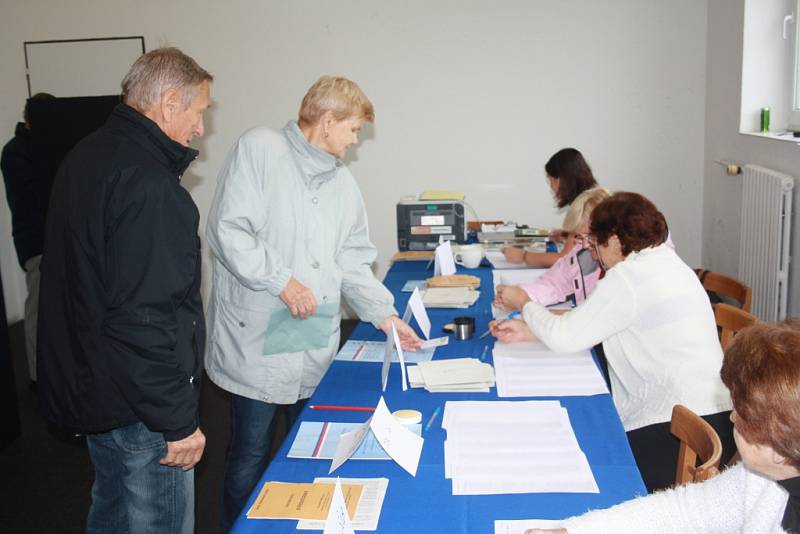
[478,310,520,339]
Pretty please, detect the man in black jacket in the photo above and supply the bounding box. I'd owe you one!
[1,92,54,387]
[38,48,212,534]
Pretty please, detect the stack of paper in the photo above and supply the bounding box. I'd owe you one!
[407,358,495,392]
[335,339,436,363]
[492,342,609,397]
[492,268,547,288]
[442,400,598,495]
[421,287,480,308]
[297,477,389,531]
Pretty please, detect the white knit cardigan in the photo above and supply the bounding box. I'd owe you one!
[563,463,789,533]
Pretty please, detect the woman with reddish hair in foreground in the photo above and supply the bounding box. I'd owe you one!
[526,319,800,534]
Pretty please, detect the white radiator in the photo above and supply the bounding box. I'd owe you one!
[738,164,794,321]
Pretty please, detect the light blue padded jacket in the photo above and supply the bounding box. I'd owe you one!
[205,121,396,403]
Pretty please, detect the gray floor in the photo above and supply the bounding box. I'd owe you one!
[0,319,357,533]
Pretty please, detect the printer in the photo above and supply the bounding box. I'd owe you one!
[396,198,466,251]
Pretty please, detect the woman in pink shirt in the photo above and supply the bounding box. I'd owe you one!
[496,187,610,309]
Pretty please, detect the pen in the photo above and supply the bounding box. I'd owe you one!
[479,345,489,361]
[424,406,442,432]
[309,405,376,412]
[478,310,521,338]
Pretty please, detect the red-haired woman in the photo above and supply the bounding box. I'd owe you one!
[526,320,800,534]
[492,192,733,491]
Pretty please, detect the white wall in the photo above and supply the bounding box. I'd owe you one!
[704,0,800,316]
[0,0,709,321]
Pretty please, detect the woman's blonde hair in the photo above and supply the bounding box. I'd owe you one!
[298,75,374,127]
[561,186,611,233]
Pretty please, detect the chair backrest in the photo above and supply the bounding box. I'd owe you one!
[715,303,758,350]
[696,270,753,312]
[670,404,723,485]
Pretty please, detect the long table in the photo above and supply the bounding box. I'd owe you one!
[231,260,645,533]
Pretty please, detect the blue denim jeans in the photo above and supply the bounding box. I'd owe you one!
[221,395,307,532]
[85,422,194,534]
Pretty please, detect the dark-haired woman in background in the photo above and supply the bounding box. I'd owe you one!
[503,147,597,268]
[492,192,733,492]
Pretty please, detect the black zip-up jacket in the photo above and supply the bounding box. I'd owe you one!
[1,122,44,268]
[38,104,205,441]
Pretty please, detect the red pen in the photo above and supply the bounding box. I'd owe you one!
[309,404,375,412]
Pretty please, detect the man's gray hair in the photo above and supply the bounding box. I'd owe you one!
[121,47,213,112]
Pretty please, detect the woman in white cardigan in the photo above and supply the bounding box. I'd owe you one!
[492,192,733,491]
[525,319,800,534]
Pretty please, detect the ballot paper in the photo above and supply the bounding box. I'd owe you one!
[330,397,424,476]
[288,421,421,460]
[298,477,389,531]
[492,344,609,397]
[491,268,548,288]
[434,240,457,276]
[408,358,495,393]
[485,249,540,270]
[391,323,409,391]
[422,287,480,308]
[406,287,431,339]
[246,481,362,520]
[494,519,565,534]
[336,340,436,363]
[442,400,598,495]
[322,479,356,534]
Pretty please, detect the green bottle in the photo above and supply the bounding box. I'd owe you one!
[761,107,770,133]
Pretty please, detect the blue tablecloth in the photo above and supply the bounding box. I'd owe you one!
[231,261,645,533]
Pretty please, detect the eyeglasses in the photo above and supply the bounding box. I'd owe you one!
[575,234,599,247]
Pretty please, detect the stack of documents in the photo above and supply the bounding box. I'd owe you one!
[288,421,421,460]
[407,358,495,392]
[335,339,436,363]
[442,400,598,495]
[421,287,480,308]
[492,342,609,397]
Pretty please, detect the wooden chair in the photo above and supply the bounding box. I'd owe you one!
[670,404,723,485]
[694,269,753,312]
[715,303,758,351]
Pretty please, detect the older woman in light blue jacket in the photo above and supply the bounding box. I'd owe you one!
[206,76,421,531]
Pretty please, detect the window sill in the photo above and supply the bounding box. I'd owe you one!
[739,131,800,145]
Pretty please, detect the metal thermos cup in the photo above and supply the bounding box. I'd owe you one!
[453,316,475,340]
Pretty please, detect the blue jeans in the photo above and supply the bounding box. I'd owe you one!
[85,422,194,534]
[221,395,307,532]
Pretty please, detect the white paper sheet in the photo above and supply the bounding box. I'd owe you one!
[322,478,355,534]
[493,346,609,397]
[491,268,548,288]
[406,287,431,339]
[391,323,408,391]
[435,240,456,276]
[330,398,424,477]
[330,419,372,473]
[370,397,423,476]
[419,336,448,349]
[298,477,389,531]
[381,336,392,392]
[442,400,598,495]
[486,250,536,270]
